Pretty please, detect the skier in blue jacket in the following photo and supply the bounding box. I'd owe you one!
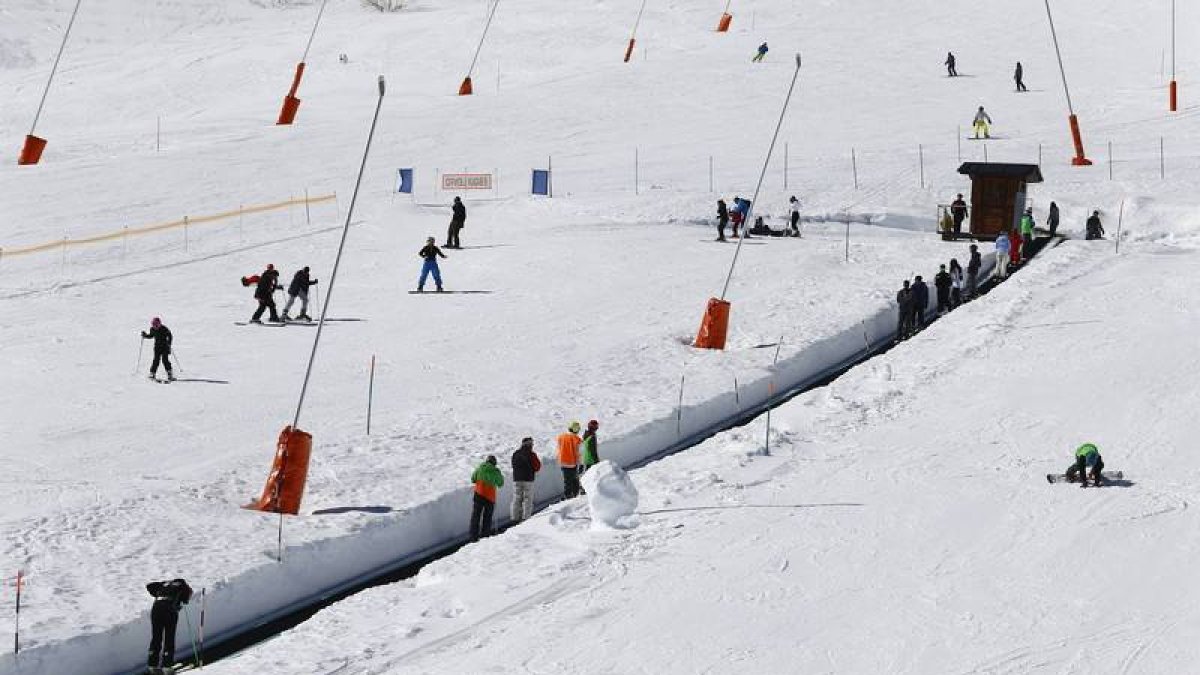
[752,42,768,62]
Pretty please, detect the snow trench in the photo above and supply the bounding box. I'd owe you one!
[3,256,1002,675]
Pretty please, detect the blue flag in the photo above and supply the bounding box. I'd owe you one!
[397,168,414,194]
[532,169,550,196]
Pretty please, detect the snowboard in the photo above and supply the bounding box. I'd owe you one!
[1046,471,1123,484]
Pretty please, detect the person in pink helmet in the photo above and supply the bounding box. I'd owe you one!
[141,317,175,381]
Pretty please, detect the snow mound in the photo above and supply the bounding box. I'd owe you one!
[581,461,639,530]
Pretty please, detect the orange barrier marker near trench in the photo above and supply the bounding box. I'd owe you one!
[458,76,474,96]
[18,135,47,166]
[717,12,733,32]
[624,38,636,63]
[249,426,312,514]
[277,62,306,125]
[694,297,731,350]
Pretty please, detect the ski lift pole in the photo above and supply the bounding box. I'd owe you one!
[625,0,649,62]
[720,54,803,300]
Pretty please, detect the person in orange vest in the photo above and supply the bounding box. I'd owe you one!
[469,455,504,541]
[557,421,583,499]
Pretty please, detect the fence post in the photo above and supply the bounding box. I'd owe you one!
[1115,198,1126,254]
[61,235,67,272]
[366,355,376,435]
[1038,143,1042,167]
[763,338,784,456]
[676,374,685,436]
[184,216,190,252]
[844,215,850,262]
[1108,141,1113,180]
[983,143,989,163]
[918,144,925,189]
[635,147,640,195]
[123,226,128,258]
[709,155,714,193]
[156,115,161,153]
[733,375,739,407]
[13,570,22,654]
[957,126,962,163]
[851,147,859,190]
[784,142,789,190]
[304,189,311,225]
[1159,137,1165,179]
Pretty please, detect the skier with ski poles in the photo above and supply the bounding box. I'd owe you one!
[716,199,729,242]
[141,318,175,382]
[752,42,768,63]
[945,51,958,77]
[282,266,318,322]
[417,237,446,292]
[249,264,282,323]
[145,578,193,674]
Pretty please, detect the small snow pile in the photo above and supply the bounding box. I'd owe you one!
[580,461,640,530]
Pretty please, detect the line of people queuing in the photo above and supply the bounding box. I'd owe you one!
[895,245,982,340]
[468,419,602,541]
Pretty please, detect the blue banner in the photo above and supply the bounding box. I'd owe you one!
[532,169,550,196]
[397,168,414,194]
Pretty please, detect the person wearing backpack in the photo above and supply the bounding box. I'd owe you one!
[510,438,541,523]
[145,578,193,674]
[469,455,504,541]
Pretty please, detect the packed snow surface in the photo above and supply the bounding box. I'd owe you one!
[2,0,1200,673]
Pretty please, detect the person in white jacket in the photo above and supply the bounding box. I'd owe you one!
[788,195,802,237]
[994,231,1011,279]
[973,106,993,139]
[949,258,965,307]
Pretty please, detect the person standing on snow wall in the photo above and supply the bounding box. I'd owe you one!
[934,264,952,315]
[973,106,993,139]
[417,237,447,292]
[282,266,318,322]
[966,244,982,297]
[141,317,175,382]
[994,231,1011,279]
[249,264,282,323]
[557,421,583,499]
[446,196,466,250]
[752,42,768,62]
[510,437,541,523]
[469,455,504,541]
[145,578,193,674]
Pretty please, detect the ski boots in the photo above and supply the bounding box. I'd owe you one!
[297,314,312,321]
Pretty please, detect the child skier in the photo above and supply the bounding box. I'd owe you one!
[145,578,193,674]
[141,318,175,382]
[752,42,768,62]
[282,266,318,322]
[469,455,504,540]
[417,237,447,292]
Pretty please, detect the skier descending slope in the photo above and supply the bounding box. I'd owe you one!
[752,42,768,62]
[972,106,993,139]
[417,237,447,292]
[141,318,175,382]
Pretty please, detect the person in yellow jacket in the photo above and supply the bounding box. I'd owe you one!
[557,421,583,499]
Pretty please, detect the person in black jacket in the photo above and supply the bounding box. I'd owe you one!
[1085,210,1105,240]
[146,578,193,673]
[282,267,318,322]
[950,194,968,235]
[1014,62,1028,92]
[896,280,913,339]
[510,437,541,523]
[945,51,958,77]
[141,318,175,381]
[716,199,729,242]
[966,244,982,299]
[446,197,466,249]
[910,275,930,331]
[417,238,447,292]
[1047,201,1060,237]
[250,264,282,323]
[934,264,953,315]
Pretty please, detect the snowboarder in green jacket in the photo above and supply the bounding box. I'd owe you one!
[1066,443,1105,487]
[470,456,504,540]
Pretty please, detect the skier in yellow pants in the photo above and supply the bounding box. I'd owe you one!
[973,106,992,139]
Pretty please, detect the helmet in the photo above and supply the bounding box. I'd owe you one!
[267,264,275,271]
[151,317,161,327]
[588,419,599,430]
[568,421,581,433]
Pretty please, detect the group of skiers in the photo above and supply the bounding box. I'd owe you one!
[240,263,319,324]
[715,196,801,241]
[943,51,1031,139]
[468,420,601,541]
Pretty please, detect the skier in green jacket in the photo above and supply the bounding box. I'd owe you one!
[470,456,505,541]
[1019,208,1036,261]
[1066,443,1105,487]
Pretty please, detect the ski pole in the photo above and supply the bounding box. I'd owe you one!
[171,348,184,375]
[135,337,145,375]
[183,604,201,669]
[198,588,206,667]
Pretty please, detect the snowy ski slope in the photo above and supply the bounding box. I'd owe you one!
[2,0,1200,673]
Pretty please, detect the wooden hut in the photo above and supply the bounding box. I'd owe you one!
[956,163,1044,239]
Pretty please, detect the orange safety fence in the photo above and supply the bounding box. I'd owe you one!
[0,193,335,258]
